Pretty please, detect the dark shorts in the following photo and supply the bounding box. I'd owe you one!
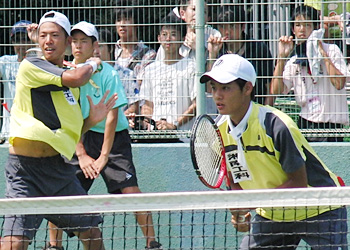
[3,154,102,240]
[67,129,138,194]
[240,207,348,250]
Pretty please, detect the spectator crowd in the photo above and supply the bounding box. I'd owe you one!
[0,0,349,142]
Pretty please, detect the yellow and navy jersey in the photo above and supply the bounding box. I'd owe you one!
[218,102,341,221]
[9,57,83,160]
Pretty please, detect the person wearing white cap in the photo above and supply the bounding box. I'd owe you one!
[44,21,162,250]
[1,11,117,250]
[0,20,33,144]
[200,53,347,249]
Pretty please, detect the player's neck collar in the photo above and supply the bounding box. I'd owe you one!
[228,102,252,138]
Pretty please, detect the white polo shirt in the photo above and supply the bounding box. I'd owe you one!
[283,42,349,125]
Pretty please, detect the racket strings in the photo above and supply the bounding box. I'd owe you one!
[194,119,224,186]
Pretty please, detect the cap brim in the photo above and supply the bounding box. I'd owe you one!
[71,27,85,34]
[200,71,238,84]
[71,28,98,41]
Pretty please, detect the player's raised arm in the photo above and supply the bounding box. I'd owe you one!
[62,57,102,88]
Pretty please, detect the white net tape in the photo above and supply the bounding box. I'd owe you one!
[1,187,350,215]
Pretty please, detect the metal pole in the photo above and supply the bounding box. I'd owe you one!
[195,0,206,116]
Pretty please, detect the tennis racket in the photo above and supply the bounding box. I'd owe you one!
[190,114,230,190]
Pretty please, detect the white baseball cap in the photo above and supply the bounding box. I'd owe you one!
[38,11,71,36]
[200,54,256,86]
[71,21,99,41]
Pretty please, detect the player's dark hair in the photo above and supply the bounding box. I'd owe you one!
[235,78,255,100]
[291,5,320,30]
[159,14,187,38]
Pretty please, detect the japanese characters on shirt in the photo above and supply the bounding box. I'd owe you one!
[225,149,251,183]
[63,89,78,105]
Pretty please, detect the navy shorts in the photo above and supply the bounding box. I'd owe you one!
[3,154,102,240]
[240,207,348,250]
[67,129,138,194]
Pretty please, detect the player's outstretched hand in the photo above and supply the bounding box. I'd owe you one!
[87,90,118,125]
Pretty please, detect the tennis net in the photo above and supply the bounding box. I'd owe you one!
[0,187,349,249]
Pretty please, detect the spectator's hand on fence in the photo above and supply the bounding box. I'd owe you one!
[323,15,343,30]
[207,34,225,58]
[278,36,294,59]
[127,113,136,129]
[184,30,196,49]
[156,119,177,130]
[27,23,39,43]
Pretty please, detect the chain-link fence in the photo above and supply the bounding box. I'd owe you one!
[0,0,349,142]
